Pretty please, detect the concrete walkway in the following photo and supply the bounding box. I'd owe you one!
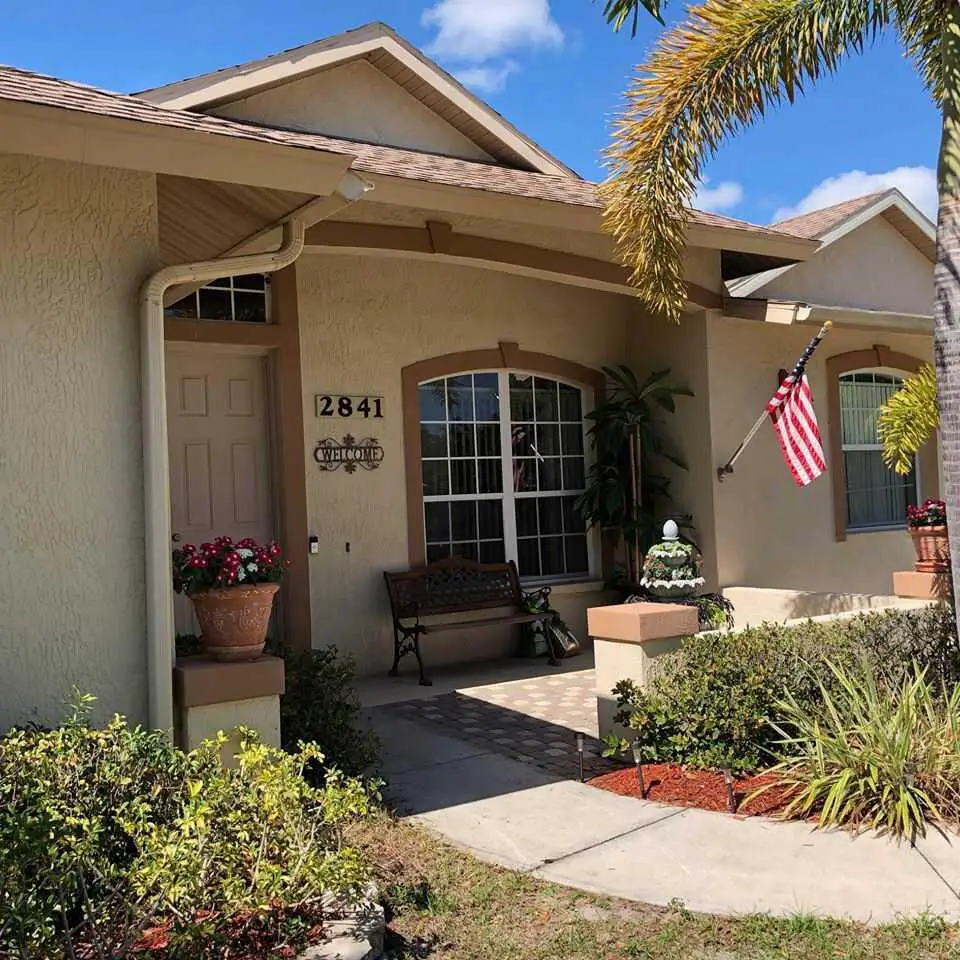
[367,706,960,925]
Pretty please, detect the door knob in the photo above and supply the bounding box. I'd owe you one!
[172,533,182,542]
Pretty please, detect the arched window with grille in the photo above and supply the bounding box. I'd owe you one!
[417,370,593,580]
[838,369,918,531]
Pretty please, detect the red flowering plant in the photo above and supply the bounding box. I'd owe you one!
[173,536,286,594]
[906,499,947,529]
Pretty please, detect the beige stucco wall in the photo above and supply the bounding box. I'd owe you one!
[296,252,634,673]
[707,316,935,597]
[761,217,934,315]
[627,309,720,585]
[0,154,157,730]
[214,60,493,162]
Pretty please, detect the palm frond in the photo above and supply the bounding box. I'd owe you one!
[603,0,896,321]
[894,0,945,103]
[877,363,939,474]
[601,0,667,31]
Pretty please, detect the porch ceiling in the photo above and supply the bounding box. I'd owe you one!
[157,174,315,266]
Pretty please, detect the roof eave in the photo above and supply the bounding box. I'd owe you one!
[0,97,355,196]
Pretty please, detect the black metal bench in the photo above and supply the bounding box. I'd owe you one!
[383,557,545,686]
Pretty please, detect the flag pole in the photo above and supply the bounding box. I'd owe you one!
[716,321,833,482]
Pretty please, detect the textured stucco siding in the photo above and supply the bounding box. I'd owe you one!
[214,60,493,161]
[628,309,719,585]
[296,252,633,673]
[761,217,933,316]
[0,154,157,730]
[706,316,935,597]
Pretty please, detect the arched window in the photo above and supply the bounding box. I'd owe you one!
[838,370,918,531]
[417,370,591,579]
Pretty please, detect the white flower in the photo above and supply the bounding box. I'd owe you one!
[247,563,258,573]
[236,566,246,581]
[237,548,254,559]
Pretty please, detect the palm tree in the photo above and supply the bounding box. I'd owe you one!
[598,0,960,606]
[878,364,939,474]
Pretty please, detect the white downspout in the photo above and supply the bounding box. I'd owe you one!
[140,172,373,733]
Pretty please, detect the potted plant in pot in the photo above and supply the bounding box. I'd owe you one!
[906,499,950,573]
[173,536,286,662]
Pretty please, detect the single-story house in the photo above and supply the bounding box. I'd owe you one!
[0,22,937,733]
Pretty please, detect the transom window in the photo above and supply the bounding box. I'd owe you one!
[419,371,590,580]
[166,274,271,323]
[840,370,918,531]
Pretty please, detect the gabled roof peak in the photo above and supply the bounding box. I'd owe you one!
[772,190,894,239]
[137,21,578,178]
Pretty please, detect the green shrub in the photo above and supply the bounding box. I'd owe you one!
[606,606,958,774]
[840,604,960,688]
[769,660,960,839]
[607,621,859,772]
[276,644,380,778]
[0,696,372,959]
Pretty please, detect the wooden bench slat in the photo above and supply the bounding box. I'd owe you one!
[411,612,543,633]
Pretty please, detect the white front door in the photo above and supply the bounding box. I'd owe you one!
[166,348,275,636]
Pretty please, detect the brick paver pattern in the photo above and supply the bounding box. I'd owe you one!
[382,668,628,781]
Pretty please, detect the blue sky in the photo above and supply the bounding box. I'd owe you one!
[0,0,940,226]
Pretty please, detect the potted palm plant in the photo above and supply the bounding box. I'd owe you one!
[907,500,950,574]
[173,536,286,662]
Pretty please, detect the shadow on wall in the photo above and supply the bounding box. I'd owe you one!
[721,586,932,628]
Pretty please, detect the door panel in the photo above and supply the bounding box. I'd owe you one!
[167,350,274,637]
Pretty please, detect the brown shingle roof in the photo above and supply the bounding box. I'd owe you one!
[0,63,805,241]
[772,191,891,238]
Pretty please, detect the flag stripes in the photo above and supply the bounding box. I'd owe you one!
[766,374,826,487]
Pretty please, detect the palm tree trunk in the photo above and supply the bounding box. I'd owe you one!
[934,10,960,607]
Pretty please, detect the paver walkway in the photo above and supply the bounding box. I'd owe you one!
[380,669,623,780]
[364,664,960,925]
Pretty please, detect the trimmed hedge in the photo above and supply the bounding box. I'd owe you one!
[608,604,960,773]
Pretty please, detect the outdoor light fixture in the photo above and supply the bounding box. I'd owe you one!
[575,732,585,782]
[631,738,646,798]
[722,768,736,813]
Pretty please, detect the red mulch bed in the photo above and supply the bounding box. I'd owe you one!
[589,763,797,817]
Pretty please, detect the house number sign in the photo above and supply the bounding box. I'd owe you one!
[316,394,384,419]
[314,435,384,474]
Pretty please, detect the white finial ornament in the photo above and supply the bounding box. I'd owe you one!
[662,519,679,541]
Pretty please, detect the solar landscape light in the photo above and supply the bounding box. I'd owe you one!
[575,731,585,782]
[631,738,646,798]
[722,767,736,813]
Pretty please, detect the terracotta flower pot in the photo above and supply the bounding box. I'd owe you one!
[190,583,280,662]
[909,526,951,573]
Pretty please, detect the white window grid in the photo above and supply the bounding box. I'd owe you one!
[165,274,271,323]
[839,369,918,531]
[419,369,595,582]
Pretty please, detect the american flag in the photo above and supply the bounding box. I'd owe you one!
[767,372,825,487]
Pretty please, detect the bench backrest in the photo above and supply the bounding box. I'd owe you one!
[384,557,523,620]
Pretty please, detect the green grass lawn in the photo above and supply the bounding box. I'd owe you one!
[349,813,960,959]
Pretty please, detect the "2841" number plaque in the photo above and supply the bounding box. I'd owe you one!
[316,394,384,419]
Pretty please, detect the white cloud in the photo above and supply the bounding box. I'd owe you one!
[773,166,938,222]
[421,0,563,63]
[455,62,518,94]
[693,179,744,213]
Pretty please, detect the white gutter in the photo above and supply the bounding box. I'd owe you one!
[140,172,373,734]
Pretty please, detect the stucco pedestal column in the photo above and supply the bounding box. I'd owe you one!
[892,570,953,601]
[173,655,285,761]
[588,603,698,740]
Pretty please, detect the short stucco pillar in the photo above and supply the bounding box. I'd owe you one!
[892,570,952,601]
[173,655,285,762]
[588,602,698,740]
